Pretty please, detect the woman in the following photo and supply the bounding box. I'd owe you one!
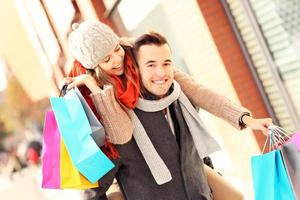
[65,20,271,199]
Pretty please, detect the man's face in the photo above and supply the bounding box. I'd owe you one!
[136,44,174,98]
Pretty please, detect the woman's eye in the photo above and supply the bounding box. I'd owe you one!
[104,57,110,63]
[115,46,120,52]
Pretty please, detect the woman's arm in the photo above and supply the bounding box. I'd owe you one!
[90,85,133,144]
[64,75,133,144]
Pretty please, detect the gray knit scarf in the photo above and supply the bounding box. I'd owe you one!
[128,81,220,185]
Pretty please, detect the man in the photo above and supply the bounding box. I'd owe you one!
[93,32,220,200]
[66,21,272,200]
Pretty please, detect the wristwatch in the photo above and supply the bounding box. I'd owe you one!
[239,112,251,129]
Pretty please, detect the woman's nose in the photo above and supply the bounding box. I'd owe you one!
[111,52,121,64]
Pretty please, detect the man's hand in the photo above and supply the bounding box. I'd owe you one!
[242,115,273,136]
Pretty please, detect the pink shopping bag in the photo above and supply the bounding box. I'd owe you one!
[290,132,300,151]
[41,110,60,189]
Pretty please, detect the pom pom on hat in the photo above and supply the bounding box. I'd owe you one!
[68,20,119,69]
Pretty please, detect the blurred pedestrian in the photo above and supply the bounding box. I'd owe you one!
[26,140,42,166]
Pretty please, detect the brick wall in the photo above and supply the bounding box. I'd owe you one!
[89,0,119,33]
[196,0,269,149]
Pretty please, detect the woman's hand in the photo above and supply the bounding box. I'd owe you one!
[242,115,273,135]
[62,74,101,94]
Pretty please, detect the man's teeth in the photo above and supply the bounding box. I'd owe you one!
[153,80,166,84]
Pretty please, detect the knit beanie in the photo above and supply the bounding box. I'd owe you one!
[68,20,119,69]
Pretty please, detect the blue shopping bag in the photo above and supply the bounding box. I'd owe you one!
[50,88,114,183]
[74,88,106,147]
[251,126,296,200]
[251,150,295,200]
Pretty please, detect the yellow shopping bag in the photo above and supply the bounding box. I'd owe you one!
[60,139,99,189]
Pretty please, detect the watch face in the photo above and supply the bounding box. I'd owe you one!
[239,113,250,128]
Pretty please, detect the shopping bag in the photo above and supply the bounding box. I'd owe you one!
[41,111,60,189]
[290,132,300,151]
[41,110,99,189]
[50,88,114,183]
[251,150,295,200]
[74,88,105,147]
[270,126,300,198]
[281,142,300,199]
[60,138,98,189]
[251,126,295,200]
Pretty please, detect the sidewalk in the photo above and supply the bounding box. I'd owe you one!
[0,166,84,200]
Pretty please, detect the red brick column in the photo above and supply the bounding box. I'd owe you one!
[196,0,268,150]
[89,0,119,33]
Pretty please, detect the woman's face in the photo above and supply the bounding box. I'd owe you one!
[98,43,125,76]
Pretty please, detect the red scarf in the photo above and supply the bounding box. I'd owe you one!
[69,60,119,159]
[111,54,140,108]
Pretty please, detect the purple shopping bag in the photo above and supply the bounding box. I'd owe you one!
[41,111,60,189]
[290,132,300,151]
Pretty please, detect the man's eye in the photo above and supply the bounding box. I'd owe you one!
[147,64,154,68]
